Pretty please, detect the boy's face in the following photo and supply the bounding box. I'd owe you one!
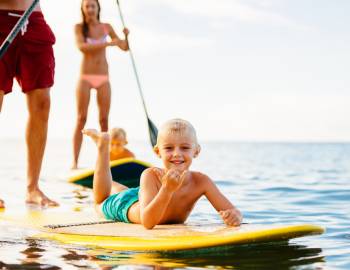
[110,138,126,152]
[154,131,200,172]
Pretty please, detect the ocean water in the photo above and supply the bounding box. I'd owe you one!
[0,139,349,269]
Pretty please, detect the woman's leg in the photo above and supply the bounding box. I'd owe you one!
[72,80,91,169]
[96,82,111,132]
[95,83,127,194]
[82,129,127,204]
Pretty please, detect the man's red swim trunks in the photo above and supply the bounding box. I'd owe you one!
[0,10,55,94]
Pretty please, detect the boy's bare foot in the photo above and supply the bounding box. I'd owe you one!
[0,199,4,209]
[26,188,59,207]
[82,129,110,147]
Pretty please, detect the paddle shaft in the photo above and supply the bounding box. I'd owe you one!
[116,3,148,117]
[116,0,158,147]
[0,0,40,59]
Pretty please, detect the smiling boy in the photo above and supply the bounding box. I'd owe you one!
[83,118,242,229]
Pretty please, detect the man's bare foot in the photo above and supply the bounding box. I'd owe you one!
[26,188,59,207]
[82,129,110,147]
[0,199,5,209]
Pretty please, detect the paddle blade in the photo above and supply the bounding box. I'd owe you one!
[147,118,158,147]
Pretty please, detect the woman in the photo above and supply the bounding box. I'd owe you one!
[72,0,129,169]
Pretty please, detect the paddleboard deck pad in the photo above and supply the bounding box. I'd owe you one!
[68,158,151,188]
[39,222,324,252]
[0,207,324,252]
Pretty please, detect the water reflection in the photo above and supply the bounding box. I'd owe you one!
[0,239,61,270]
[87,241,325,269]
[3,237,324,270]
[1,142,348,269]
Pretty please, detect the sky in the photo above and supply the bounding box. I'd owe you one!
[1,0,350,142]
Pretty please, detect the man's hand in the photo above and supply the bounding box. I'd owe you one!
[219,208,242,226]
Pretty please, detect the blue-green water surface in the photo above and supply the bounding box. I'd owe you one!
[0,140,349,269]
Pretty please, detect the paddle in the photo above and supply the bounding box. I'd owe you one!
[115,0,158,148]
[0,0,40,59]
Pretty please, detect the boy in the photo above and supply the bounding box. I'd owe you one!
[83,119,242,229]
[109,127,135,161]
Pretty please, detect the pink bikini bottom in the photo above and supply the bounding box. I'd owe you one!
[81,74,109,89]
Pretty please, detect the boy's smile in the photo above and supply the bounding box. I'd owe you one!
[155,132,200,171]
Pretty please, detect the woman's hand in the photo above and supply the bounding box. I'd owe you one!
[123,27,129,37]
[219,208,242,226]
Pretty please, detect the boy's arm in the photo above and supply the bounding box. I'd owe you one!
[139,168,187,229]
[202,174,242,226]
[139,168,173,229]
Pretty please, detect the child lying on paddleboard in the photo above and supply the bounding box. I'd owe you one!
[83,118,242,229]
[109,127,135,161]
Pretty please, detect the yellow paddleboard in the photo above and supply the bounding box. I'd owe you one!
[0,207,324,252]
[68,158,151,188]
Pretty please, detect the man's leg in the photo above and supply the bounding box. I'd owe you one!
[25,88,58,206]
[0,90,4,112]
[0,90,4,208]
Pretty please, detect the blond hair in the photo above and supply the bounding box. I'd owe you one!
[156,118,198,145]
[110,127,127,142]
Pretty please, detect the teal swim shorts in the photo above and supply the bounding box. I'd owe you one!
[101,187,140,223]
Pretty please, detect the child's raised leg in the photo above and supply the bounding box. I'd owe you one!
[83,129,127,204]
[82,129,112,204]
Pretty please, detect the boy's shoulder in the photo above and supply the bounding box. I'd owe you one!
[190,171,212,184]
[124,148,135,157]
[141,168,211,181]
[141,167,160,179]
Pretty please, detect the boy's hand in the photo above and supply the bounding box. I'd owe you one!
[219,208,242,226]
[153,168,187,192]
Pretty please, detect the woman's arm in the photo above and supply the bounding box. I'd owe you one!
[107,24,129,51]
[74,24,112,53]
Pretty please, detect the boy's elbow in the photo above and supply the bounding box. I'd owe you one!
[141,215,156,230]
[142,222,155,230]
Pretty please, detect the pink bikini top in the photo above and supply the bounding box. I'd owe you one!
[86,24,109,44]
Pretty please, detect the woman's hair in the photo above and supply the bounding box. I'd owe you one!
[81,0,101,40]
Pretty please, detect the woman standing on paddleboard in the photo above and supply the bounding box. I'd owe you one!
[72,0,129,169]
